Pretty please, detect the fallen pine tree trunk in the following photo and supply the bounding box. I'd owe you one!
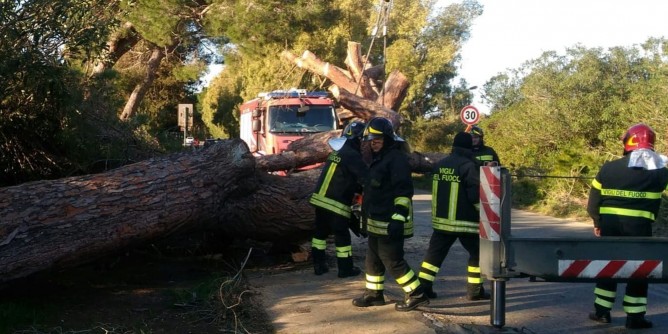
[0,139,317,283]
[0,133,443,284]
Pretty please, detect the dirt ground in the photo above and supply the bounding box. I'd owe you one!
[3,220,668,334]
[0,237,295,334]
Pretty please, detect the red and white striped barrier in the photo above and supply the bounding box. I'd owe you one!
[480,166,501,241]
[558,260,663,279]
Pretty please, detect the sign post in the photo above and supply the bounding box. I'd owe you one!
[178,104,194,146]
[459,105,480,132]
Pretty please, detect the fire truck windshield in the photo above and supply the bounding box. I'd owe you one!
[268,106,336,133]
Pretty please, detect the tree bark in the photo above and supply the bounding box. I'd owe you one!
[328,85,402,127]
[282,46,407,126]
[0,135,442,283]
[344,42,378,100]
[0,140,254,283]
[0,41,442,284]
[255,131,338,172]
[91,22,140,77]
[377,69,409,112]
[214,169,320,242]
[281,50,360,95]
[119,46,166,121]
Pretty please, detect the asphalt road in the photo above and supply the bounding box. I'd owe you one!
[250,190,668,333]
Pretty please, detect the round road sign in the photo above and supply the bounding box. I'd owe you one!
[460,105,480,125]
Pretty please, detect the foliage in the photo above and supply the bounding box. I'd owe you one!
[199,66,244,139]
[480,38,668,218]
[0,0,118,186]
[205,0,350,59]
[389,0,483,120]
[200,0,482,138]
[405,112,468,153]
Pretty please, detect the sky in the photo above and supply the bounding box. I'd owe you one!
[436,0,668,114]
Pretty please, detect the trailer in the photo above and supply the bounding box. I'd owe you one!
[479,166,668,328]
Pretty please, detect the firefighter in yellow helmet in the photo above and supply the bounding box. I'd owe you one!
[310,121,368,278]
[469,125,500,166]
[587,123,668,329]
[351,117,428,312]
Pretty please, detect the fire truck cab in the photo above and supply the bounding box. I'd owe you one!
[239,89,338,156]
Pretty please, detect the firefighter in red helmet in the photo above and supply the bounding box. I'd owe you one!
[587,123,668,329]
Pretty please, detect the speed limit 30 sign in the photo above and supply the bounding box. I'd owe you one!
[460,105,480,125]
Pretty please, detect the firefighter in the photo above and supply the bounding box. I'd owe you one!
[351,117,428,312]
[417,132,490,301]
[587,123,668,329]
[469,125,500,166]
[310,121,368,278]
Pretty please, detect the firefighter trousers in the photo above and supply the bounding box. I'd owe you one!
[312,207,353,259]
[593,218,651,315]
[364,235,421,295]
[418,231,481,286]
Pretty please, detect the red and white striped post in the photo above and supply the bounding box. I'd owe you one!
[479,165,507,328]
[480,166,502,242]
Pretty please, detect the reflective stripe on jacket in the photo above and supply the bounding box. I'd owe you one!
[363,144,414,238]
[587,154,668,228]
[473,145,500,165]
[431,147,480,234]
[310,142,368,218]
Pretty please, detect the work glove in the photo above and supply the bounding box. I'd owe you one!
[388,213,405,240]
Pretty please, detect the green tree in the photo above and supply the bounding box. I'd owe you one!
[481,38,668,215]
[386,0,483,120]
[199,65,243,139]
[201,0,483,141]
[201,0,376,135]
[0,0,117,186]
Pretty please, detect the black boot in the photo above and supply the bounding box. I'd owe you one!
[419,278,437,299]
[626,314,653,329]
[588,311,611,324]
[395,289,429,312]
[337,257,361,278]
[466,283,490,301]
[352,289,385,307]
[312,248,329,275]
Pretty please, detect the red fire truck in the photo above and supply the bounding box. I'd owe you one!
[239,89,339,156]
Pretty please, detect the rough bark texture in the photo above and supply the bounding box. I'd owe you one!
[377,70,409,112]
[0,137,440,283]
[91,22,140,77]
[344,42,378,100]
[255,131,338,172]
[282,50,357,94]
[0,140,256,282]
[120,46,166,120]
[329,86,402,128]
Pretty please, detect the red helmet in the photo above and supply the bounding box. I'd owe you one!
[622,123,655,152]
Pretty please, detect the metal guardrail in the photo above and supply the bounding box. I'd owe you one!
[479,166,668,328]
